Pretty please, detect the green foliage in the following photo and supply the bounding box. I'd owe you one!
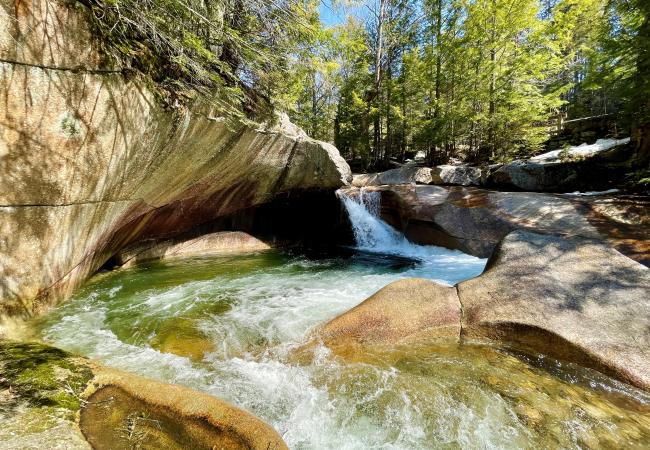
[625,168,650,189]
[75,0,649,163]
[280,0,649,170]
[77,0,319,118]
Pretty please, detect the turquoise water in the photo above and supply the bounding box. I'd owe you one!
[32,249,650,449]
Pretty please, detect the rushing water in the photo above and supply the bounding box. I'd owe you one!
[31,190,650,448]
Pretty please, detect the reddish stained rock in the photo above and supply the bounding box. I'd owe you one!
[0,0,351,318]
[350,184,649,265]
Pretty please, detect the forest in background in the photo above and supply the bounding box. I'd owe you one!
[284,0,649,169]
[78,0,649,170]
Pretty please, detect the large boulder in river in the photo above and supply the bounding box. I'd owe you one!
[486,138,635,192]
[0,0,351,318]
[352,166,434,186]
[352,164,482,187]
[116,231,271,268]
[459,230,650,391]
[430,164,482,186]
[0,340,287,449]
[319,231,650,390]
[318,278,461,347]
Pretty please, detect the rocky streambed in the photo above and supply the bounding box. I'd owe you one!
[2,1,650,449]
[1,188,648,449]
[5,244,649,449]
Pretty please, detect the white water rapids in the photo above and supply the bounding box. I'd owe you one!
[32,189,650,448]
[337,188,448,259]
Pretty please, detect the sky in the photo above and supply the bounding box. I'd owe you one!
[318,0,366,27]
[319,1,345,26]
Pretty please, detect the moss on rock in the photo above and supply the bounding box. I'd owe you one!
[0,341,93,413]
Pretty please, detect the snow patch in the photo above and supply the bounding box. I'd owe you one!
[530,138,630,164]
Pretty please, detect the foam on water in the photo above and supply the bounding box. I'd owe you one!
[32,195,650,448]
[338,189,425,257]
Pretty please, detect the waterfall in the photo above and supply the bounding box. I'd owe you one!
[337,188,429,258]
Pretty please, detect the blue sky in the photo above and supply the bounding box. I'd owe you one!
[319,0,366,27]
[319,1,346,27]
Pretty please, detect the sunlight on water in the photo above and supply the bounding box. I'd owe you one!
[32,251,650,449]
[30,194,650,448]
[337,188,441,258]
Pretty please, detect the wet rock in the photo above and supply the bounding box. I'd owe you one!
[0,341,93,448]
[0,0,351,318]
[317,278,461,346]
[320,231,650,390]
[83,368,288,450]
[458,230,650,391]
[116,231,271,268]
[0,341,93,414]
[0,340,288,449]
[361,184,648,265]
[149,318,215,361]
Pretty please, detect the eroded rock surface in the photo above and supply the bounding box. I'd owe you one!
[459,230,650,391]
[116,231,271,268]
[318,278,460,347]
[84,367,288,450]
[0,0,351,318]
[0,340,288,449]
[347,184,649,265]
[318,231,650,391]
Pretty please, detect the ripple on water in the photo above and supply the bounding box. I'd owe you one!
[32,250,650,449]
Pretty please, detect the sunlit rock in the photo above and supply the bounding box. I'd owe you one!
[358,184,649,265]
[352,166,434,186]
[0,340,288,449]
[458,230,650,391]
[430,164,482,186]
[317,278,461,346]
[0,0,351,318]
[116,231,271,268]
[486,138,635,192]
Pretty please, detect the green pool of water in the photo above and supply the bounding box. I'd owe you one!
[31,250,650,449]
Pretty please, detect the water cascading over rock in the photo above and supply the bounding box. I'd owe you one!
[337,188,444,260]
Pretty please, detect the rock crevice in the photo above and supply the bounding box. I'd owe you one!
[0,57,122,73]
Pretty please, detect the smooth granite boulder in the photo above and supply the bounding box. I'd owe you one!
[317,278,461,346]
[486,138,635,192]
[430,164,482,186]
[0,340,287,449]
[115,231,271,268]
[352,166,434,186]
[459,230,650,391]
[318,231,650,390]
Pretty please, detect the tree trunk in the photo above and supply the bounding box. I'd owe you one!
[633,5,650,167]
[488,0,497,160]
